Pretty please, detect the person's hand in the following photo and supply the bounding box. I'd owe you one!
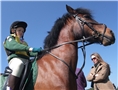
[29,47,42,52]
[90,73,95,80]
[32,47,42,52]
[95,74,99,76]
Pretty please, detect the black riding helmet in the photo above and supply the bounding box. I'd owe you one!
[10,21,27,34]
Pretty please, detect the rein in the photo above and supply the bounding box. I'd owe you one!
[43,36,95,79]
[43,36,95,52]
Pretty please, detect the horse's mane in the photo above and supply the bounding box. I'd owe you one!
[44,8,93,49]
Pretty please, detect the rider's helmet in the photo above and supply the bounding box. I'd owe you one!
[10,21,27,34]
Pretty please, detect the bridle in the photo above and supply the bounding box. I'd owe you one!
[73,13,110,45]
[42,13,110,79]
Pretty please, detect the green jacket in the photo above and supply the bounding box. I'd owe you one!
[3,35,37,62]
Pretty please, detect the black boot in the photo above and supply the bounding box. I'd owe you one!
[8,75,20,90]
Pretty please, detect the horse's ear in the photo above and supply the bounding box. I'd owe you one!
[66,5,76,14]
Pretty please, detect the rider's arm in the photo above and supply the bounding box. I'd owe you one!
[28,52,38,56]
[93,64,110,82]
[4,36,30,51]
[86,67,95,82]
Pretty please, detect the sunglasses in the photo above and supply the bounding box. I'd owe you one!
[91,57,96,60]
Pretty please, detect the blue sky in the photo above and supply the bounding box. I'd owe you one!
[1,1,117,89]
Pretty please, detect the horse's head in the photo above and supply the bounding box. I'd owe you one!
[66,5,115,46]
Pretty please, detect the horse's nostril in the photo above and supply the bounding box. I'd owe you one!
[110,30,114,35]
[110,30,112,33]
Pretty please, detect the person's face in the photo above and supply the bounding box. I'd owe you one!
[91,55,99,64]
[15,27,24,38]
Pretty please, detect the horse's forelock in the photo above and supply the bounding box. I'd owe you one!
[75,8,93,18]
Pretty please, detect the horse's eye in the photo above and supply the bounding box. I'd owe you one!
[84,15,90,19]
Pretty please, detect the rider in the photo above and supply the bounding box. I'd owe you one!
[3,21,42,90]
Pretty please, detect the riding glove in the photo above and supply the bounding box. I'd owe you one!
[33,47,42,52]
[29,47,42,52]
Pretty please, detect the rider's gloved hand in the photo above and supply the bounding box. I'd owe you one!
[29,47,42,52]
[32,47,42,52]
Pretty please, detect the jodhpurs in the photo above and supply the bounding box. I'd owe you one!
[9,57,28,77]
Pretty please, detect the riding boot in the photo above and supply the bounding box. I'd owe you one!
[7,75,20,90]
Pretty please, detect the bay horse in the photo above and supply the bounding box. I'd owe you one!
[34,5,115,90]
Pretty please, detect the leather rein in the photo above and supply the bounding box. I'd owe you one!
[42,13,109,79]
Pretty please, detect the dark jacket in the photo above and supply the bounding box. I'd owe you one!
[76,68,87,90]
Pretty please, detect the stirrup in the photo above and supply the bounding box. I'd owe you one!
[3,66,12,76]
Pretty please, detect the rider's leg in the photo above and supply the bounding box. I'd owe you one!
[8,57,28,90]
[8,75,20,90]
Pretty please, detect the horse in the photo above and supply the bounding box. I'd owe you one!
[34,5,115,90]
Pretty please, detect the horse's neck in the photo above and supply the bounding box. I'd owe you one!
[58,23,75,42]
[51,25,78,69]
[57,24,78,55]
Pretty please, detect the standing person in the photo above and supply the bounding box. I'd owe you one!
[75,68,87,90]
[86,53,116,90]
[3,21,42,90]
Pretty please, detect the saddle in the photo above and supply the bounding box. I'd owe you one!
[1,66,12,90]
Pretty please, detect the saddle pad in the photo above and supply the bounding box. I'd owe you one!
[24,59,38,90]
[0,75,7,90]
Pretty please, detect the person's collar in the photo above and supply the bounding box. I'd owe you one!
[94,62,100,67]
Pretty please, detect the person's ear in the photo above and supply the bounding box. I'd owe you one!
[11,29,15,34]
